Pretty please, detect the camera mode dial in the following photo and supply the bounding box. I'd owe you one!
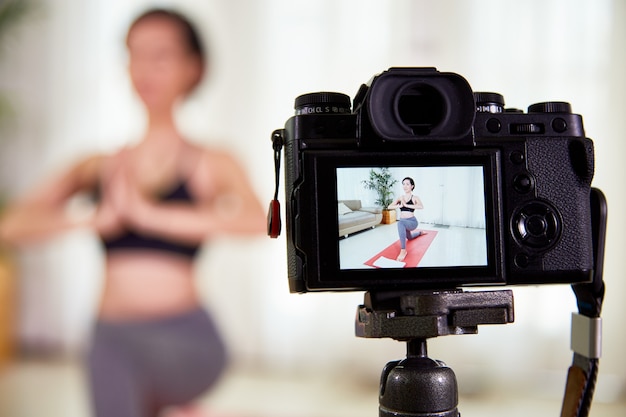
[474,92,505,114]
[294,92,351,115]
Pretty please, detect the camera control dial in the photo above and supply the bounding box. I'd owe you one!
[528,101,572,114]
[512,201,562,250]
[527,101,573,133]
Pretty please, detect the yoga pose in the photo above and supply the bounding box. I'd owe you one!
[0,9,265,417]
[388,177,424,262]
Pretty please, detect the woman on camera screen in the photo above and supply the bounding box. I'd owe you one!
[388,177,425,262]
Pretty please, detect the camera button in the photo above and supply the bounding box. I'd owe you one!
[510,151,525,165]
[514,253,530,268]
[513,173,533,193]
[486,118,502,133]
[552,117,568,133]
[526,215,548,236]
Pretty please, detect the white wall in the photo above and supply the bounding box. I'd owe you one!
[337,167,486,228]
[0,0,623,403]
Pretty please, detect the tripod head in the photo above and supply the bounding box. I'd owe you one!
[356,289,514,417]
[356,289,514,340]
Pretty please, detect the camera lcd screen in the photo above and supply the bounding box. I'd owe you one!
[304,150,503,290]
[337,166,488,271]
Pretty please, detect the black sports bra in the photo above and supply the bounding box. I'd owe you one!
[399,196,416,212]
[101,181,201,258]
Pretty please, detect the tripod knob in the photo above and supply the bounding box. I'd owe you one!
[379,356,459,417]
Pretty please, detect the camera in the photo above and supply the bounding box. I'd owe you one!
[272,67,595,293]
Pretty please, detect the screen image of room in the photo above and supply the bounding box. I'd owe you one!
[337,166,488,269]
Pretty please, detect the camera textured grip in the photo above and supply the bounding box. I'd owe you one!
[526,138,594,271]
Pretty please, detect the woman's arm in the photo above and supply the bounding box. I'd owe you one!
[107,149,266,245]
[0,155,102,246]
[387,197,402,209]
[408,196,424,210]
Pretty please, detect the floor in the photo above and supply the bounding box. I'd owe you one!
[339,222,487,269]
[0,357,624,417]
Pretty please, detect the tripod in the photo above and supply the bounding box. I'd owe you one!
[353,188,606,417]
[356,289,515,417]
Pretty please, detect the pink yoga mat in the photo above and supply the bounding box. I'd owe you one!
[364,230,438,268]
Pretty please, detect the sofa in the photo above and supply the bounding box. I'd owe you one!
[337,200,383,237]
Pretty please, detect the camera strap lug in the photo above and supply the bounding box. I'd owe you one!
[570,313,602,360]
[268,129,284,238]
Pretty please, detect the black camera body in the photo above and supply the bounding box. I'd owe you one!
[277,67,594,293]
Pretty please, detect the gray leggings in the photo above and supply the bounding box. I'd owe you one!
[86,308,227,417]
[397,216,419,249]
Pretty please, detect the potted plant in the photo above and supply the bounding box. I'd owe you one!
[362,167,398,224]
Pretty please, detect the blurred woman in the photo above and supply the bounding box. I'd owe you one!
[0,8,265,417]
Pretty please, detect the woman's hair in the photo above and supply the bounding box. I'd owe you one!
[402,177,415,190]
[127,8,207,65]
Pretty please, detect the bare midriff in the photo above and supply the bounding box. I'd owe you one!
[98,251,200,321]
